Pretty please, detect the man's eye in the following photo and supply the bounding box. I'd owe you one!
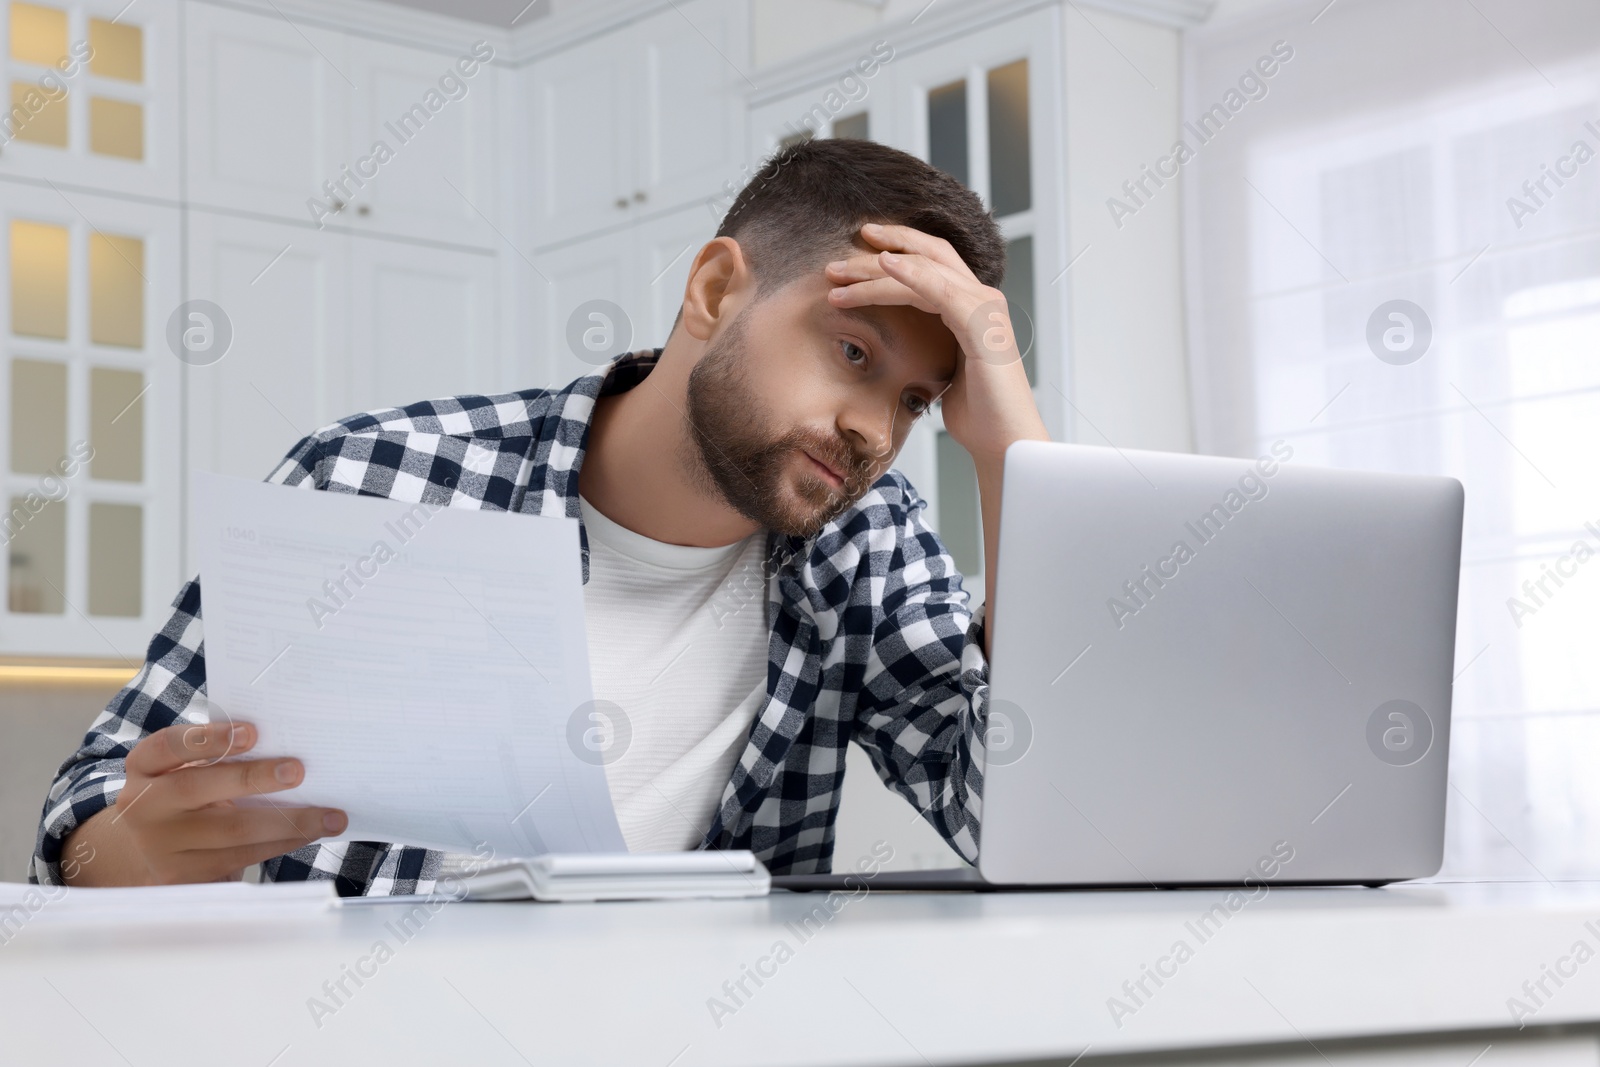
[904,394,929,416]
[841,341,867,366]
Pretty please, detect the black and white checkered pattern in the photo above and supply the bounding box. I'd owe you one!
[32,350,991,893]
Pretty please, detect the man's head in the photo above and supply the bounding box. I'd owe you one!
[675,138,1005,540]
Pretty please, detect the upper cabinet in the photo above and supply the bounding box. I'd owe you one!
[0,0,179,198]
[526,0,747,250]
[342,36,502,248]
[182,2,351,223]
[184,3,501,249]
[632,3,747,231]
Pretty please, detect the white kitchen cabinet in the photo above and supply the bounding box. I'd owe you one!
[530,204,720,390]
[186,213,505,489]
[531,223,638,390]
[631,2,747,226]
[0,184,180,657]
[185,3,501,249]
[343,35,501,249]
[744,42,896,158]
[182,2,352,224]
[636,203,719,345]
[526,20,637,251]
[348,235,501,413]
[183,212,349,492]
[0,0,180,200]
[526,0,747,249]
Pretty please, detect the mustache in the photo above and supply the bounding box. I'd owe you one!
[789,430,880,494]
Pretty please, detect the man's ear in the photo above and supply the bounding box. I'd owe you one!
[681,237,752,342]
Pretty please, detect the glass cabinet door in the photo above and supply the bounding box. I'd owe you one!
[1,0,176,199]
[882,8,1065,589]
[1,183,179,658]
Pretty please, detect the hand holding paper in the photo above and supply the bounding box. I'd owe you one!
[192,473,627,859]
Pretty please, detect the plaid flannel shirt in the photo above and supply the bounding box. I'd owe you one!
[33,349,991,894]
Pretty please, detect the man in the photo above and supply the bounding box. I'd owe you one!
[34,138,1050,894]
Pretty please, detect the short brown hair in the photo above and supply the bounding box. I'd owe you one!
[715,138,1006,296]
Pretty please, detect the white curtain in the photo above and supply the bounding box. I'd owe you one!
[1184,0,1600,878]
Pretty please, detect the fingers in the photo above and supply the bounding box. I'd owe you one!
[113,719,351,886]
[153,755,310,813]
[169,805,346,852]
[127,720,254,778]
[824,253,889,284]
[869,251,971,319]
[827,275,934,312]
[164,837,329,885]
[825,253,920,310]
[856,222,976,279]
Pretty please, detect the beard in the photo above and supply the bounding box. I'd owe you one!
[681,309,881,539]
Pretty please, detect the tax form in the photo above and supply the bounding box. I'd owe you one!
[191,472,626,858]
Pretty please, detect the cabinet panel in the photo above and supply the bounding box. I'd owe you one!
[344,36,499,248]
[183,2,350,222]
[0,0,180,199]
[184,213,348,489]
[532,226,636,389]
[636,205,716,347]
[527,31,634,248]
[635,0,746,218]
[348,238,499,412]
[526,0,746,250]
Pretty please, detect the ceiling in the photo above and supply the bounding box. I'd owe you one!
[373,0,555,28]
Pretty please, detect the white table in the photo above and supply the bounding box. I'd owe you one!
[4,880,1600,1066]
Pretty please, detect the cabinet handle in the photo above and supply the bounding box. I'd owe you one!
[633,190,647,203]
[615,197,629,210]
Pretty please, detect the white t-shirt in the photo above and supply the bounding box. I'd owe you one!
[578,494,770,852]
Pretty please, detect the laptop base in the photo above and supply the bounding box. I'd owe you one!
[771,868,1400,892]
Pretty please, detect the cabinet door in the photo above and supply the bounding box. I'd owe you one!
[745,42,893,160]
[348,237,499,414]
[1,185,179,657]
[633,0,747,218]
[890,9,1065,584]
[530,225,637,391]
[344,36,499,249]
[185,213,349,488]
[526,26,636,249]
[183,2,351,222]
[634,205,717,347]
[0,0,180,200]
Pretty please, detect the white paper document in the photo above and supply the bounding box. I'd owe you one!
[192,472,627,858]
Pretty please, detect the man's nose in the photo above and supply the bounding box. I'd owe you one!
[838,397,896,463]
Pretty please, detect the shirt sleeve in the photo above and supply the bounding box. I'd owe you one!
[851,483,990,865]
[29,431,432,893]
[30,577,211,885]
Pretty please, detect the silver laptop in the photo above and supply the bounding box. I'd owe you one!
[774,441,1464,891]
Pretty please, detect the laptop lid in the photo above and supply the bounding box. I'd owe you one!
[977,441,1464,887]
